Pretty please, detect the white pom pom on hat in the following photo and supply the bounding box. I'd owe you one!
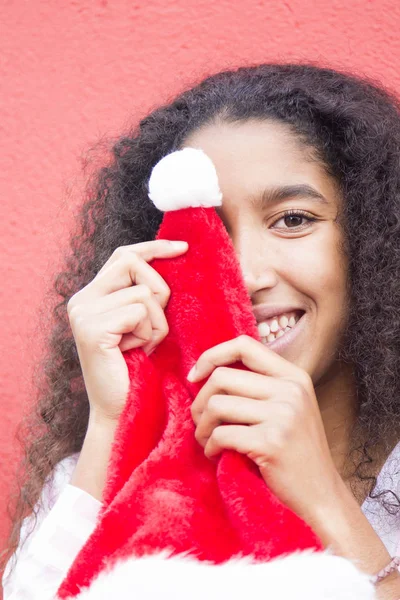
[147,147,223,212]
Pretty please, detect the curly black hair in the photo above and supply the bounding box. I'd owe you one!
[2,62,400,579]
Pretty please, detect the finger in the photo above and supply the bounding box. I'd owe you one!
[194,394,269,446]
[204,424,259,459]
[94,285,170,353]
[124,305,153,347]
[191,367,282,420]
[88,252,173,308]
[97,240,188,273]
[71,284,169,348]
[188,335,306,382]
[97,240,188,281]
[76,303,152,352]
[116,285,169,352]
[76,285,158,315]
[82,284,168,335]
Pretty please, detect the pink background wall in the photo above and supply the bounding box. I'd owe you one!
[1,0,400,562]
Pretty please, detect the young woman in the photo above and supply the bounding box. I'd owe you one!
[2,62,400,599]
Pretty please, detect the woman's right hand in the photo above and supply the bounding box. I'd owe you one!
[67,239,188,424]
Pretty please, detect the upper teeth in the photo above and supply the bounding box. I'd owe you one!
[257,311,301,340]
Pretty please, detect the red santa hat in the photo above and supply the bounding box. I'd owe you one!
[56,149,375,600]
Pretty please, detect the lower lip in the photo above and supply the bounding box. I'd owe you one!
[261,312,307,353]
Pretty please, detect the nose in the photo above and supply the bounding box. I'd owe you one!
[242,268,279,299]
[232,225,279,299]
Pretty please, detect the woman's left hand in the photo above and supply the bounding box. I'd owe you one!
[188,334,345,529]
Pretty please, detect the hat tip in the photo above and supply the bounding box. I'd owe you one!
[147,148,223,212]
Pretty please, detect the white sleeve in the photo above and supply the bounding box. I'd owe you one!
[2,453,103,600]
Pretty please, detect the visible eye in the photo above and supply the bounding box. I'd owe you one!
[271,209,317,230]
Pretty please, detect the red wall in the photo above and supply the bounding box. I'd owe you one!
[1,0,400,557]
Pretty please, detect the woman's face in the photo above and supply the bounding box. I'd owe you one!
[183,119,348,386]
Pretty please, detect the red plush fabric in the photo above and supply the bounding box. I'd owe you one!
[57,207,323,598]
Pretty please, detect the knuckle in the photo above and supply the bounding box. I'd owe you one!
[67,291,84,315]
[237,334,248,343]
[112,246,126,260]
[287,380,306,402]
[210,426,224,444]
[113,245,124,257]
[261,429,284,456]
[190,402,201,423]
[194,427,203,444]
[190,402,197,419]
[152,324,169,344]
[66,296,76,316]
[300,372,313,391]
[159,284,171,303]
[237,334,252,346]
[67,303,82,325]
[115,247,141,268]
[209,366,227,385]
[159,323,170,341]
[134,284,152,300]
[207,395,221,415]
[208,369,219,385]
[209,428,218,444]
[135,302,149,319]
[293,368,312,390]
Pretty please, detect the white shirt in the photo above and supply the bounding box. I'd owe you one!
[3,443,400,599]
[361,443,400,555]
[2,453,100,600]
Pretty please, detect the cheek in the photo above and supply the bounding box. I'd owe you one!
[315,232,348,311]
[283,231,348,323]
[285,232,348,379]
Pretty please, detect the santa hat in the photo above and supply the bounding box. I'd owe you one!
[56,149,375,599]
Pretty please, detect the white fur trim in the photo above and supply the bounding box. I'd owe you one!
[147,148,223,211]
[71,550,376,600]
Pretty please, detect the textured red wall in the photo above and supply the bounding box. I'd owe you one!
[1,0,400,560]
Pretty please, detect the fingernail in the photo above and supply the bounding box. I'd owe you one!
[169,241,188,249]
[187,365,197,381]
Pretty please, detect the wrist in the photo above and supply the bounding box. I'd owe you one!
[88,409,120,431]
[311,474,364,549]
[300,470,352,538]
[71,410,119,502]
[309,473,396,578]
[313,470,359,527]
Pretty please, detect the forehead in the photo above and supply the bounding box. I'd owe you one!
[182,119,339,206]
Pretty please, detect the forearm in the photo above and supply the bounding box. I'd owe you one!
[70,413,118,502]
[313,476,400,600]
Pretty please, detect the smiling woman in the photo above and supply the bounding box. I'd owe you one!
[2,63,400,599]
[183,119,347,387]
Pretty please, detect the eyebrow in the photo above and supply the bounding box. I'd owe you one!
[250,184,329,209]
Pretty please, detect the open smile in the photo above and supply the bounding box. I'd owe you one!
[257,309,306,352]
